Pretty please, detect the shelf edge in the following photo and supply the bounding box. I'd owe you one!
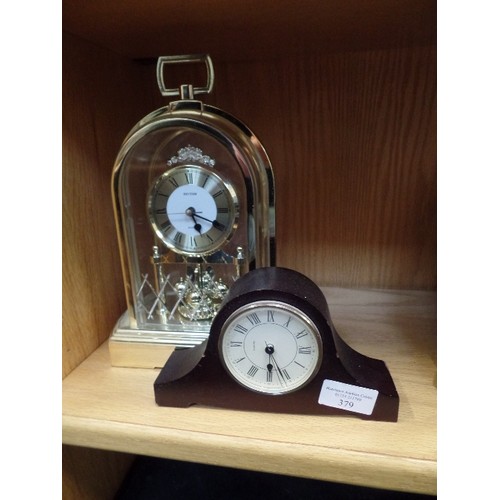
[62,414,436,495]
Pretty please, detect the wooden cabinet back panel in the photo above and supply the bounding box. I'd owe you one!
[208,47,436,288]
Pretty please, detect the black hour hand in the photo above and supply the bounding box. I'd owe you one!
[191,211,225,231]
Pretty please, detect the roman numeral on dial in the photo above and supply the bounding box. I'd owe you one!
[296,330,308,339]
[246,313,261,325]
[234,324,248,334]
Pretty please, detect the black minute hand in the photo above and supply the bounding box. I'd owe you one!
[265,342,286,386]
[270,354,286,385]
[191,212,225,231]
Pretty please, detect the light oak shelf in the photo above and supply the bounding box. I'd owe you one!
[62,287,436,495]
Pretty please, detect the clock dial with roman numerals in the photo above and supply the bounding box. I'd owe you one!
[219,300,323,395]
[147,164,239,256]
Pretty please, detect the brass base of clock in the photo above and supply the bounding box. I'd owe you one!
[108,339,175,369]
[108,312,208,368]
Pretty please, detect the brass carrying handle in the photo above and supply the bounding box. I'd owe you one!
[156,54,214,98]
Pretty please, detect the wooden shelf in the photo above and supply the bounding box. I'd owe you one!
[62,287,436,495]
[62,0,436,62]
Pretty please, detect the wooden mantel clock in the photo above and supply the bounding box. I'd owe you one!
[109,55,275,368]
[154,267,400,422]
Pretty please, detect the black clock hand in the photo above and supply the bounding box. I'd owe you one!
[266,362,273,383]
[185,207,203,234]
[191,216,202,234]
[265,343,274,379]
[270,354,287,385]
[190,211,225,231]
[265,343,286,386]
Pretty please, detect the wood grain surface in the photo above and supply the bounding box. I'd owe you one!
[207,46,436,289]
[62,445,132,500]
[62,33,151,377]
[62,0,436,61]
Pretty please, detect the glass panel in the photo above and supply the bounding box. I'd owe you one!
[117,126,250,332]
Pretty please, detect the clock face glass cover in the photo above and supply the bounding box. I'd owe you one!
[116,128,252,330]
[219,301,323,394]
[148,164,239,256]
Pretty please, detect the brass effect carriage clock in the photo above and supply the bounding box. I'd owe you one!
[109,55,275,368]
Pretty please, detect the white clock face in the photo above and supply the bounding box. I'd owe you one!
[148,165,238,255]
[219,301,323,395]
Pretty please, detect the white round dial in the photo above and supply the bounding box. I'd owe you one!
[219,301,323,395]
[148,165,238,255]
